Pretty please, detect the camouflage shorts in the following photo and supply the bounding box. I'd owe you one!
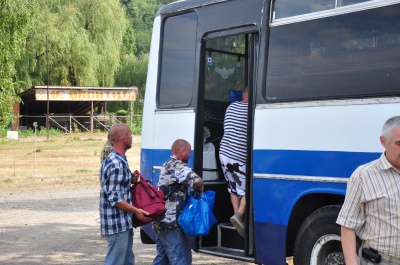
[219,154,246,197]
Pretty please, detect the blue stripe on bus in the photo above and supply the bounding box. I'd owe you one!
[253,149,380,178]
[252,178,346,224]
[141,148,379,263]
[254,221,287,265]
[141,149,381,181]
[140,148,170,185]
[140,148,195,185]
[252,177,347,264]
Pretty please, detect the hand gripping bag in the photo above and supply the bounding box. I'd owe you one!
[131,172,166,227]
[178,190,217,236]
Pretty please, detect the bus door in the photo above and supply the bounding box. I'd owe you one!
[194,29,257,262]
[143,12,199,182]
[139,12,199,244]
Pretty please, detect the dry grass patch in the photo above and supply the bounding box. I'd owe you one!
[0,132,141,190]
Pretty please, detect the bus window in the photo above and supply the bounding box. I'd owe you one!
[203,34,249,146]
[273,0,373,20]
[158,12,197,108]
[338,0,368,5]
[273,0,335,19]
[266,4,400,102]
[205,35,248,102]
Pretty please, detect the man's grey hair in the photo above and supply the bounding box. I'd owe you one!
[382,116,400,141]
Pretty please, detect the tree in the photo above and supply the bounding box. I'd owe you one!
[0,0,38,134]
[113,53,149,113]
[113,0,178,115]
[120,0,160,56]
[120,0,178,56]
[16,0,128,88]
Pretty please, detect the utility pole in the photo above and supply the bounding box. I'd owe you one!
[46,35,50,140]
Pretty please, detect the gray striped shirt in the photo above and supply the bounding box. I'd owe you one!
[219,101,248,163]
[337,153,400,258]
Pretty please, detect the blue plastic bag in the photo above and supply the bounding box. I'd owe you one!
[178,190,217,236]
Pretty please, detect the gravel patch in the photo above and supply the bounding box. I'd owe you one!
[0,187,254,265]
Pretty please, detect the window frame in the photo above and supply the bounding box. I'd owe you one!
[157,12,198,109]
[265,3,400,103]
[271,0,400,26]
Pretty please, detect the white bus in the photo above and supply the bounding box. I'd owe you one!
[140,0,400,264]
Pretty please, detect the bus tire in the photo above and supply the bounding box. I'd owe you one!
[293,205,344,265]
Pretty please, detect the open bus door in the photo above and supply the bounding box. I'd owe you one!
[193,29,258,262]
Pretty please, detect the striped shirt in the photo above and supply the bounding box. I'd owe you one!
[219,101,248,163]
[336,153,400,258]
[99,150,133,235]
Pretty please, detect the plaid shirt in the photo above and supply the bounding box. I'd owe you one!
[99,150,133,235]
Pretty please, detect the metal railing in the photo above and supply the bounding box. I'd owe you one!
[18,114,140,133]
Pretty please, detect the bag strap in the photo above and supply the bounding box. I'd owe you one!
[134,170,181,199]
[134,172,157,198]
[159,183,184,199]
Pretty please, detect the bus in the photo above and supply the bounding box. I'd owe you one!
[139,0,400,264]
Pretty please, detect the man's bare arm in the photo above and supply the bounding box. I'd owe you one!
[341,226,358,265]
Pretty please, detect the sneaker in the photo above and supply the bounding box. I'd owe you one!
[230,213,244,237]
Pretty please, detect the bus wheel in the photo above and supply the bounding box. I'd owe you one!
[293,205,344,265]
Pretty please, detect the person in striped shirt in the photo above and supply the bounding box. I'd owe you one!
[219,86,248,238]
[337,116,400,265]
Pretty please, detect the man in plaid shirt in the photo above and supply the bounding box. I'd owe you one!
[99,124,151,265]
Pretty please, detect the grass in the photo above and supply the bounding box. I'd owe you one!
[0,132,141,190]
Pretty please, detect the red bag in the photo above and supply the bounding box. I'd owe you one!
[131,172,166,227]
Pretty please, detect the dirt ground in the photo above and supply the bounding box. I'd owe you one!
[0,186,256,265]
[0,133,255,265]
[0,133,292,265]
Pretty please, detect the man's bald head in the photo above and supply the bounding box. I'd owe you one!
[171,139,191,163]
[109,124,130,144]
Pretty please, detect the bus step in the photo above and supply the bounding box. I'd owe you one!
[198,246,253,262]
[218,222,244,250]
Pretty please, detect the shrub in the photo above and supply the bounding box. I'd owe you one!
[116,109,128,116]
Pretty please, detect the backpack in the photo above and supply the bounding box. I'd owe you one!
[131,172,166,227]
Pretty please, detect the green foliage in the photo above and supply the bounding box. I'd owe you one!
[120,0,164,56]
[1,0,179,136]
[0,0,39,134]
[130,114,142,135]
[0,127,60,138]
[116,109,128,116]
[30,127,60,136]
[115,0,177,118]
[0,91,20,134]
[113,53,148,115]
[16,0,128,88]
[115,53,149,88]
[107,101,128,113]
[122,26,137,55]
